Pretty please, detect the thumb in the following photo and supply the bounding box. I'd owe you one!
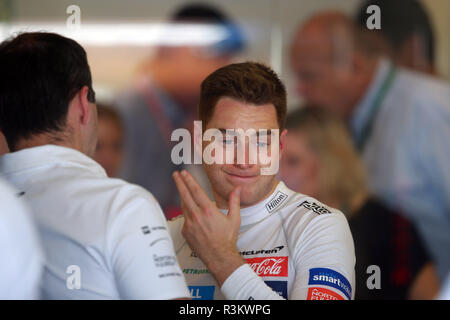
[228,186,241,221]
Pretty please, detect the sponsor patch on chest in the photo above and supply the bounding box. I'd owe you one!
[245,256,288,277]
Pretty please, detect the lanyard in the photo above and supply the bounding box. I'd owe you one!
[139,84,176,151]
[356,66,397,152]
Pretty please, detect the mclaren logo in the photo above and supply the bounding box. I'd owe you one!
[265,191,288,212]
[240,246,285,256]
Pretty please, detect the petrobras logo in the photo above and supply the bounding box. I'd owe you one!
[308,268,352,300]
[265,191,288,212]
[245,256,288,277]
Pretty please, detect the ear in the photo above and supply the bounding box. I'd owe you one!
[278,128,288,160]
[75,85,92,126]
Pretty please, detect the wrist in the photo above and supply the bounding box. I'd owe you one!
[205,248,245,287]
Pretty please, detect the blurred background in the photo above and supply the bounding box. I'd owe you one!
[0,0,448,110]
[1,0,450,299]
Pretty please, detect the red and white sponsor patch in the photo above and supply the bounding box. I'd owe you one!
[307,287,345,300]
[245,256,288,277]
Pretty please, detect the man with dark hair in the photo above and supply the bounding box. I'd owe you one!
[114,3,245,219]
[169,62,355,300]
[355,0,436,75]
[291,11,450,280]
[0,32,190,299]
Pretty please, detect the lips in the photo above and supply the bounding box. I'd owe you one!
[224,170,259,183]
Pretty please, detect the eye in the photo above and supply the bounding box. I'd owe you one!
[257,141,268,148]
[222,138,235,146]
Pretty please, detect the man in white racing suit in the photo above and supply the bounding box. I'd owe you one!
[169,62,355,300]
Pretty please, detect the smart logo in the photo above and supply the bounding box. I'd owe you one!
[308,268,352,300]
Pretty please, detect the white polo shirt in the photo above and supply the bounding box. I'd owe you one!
[0,145,190,300]
[0,179,43,299]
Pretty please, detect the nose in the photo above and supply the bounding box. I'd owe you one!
[233,139,257,169]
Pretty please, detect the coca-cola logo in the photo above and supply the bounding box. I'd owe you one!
[245,256,288,277]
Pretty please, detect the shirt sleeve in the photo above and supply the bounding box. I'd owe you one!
[107,187,190,300]
[0,180,44,299]
[221,210,355,300]
[408,98,450,279]
[289,212,355,300]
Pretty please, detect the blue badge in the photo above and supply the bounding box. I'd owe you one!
[308,268,352,300]
[188,286,215,300]
[264,281,288,299]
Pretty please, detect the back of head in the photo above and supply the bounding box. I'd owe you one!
[286,106,368,215]
[355,0,435,67]
[198,62,287,130]
[170,2,245,56]
[0,32,96,151]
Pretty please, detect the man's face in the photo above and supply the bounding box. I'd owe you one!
[94,116,123,177]
[290,32,356,118]
[278,130,320,198]
[202,97,286,209]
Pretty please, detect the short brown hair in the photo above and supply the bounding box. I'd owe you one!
[198,62,287,130]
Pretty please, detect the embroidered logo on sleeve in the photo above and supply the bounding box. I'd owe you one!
[297,200,331,215]
[307,287,345,300]
[308,268,352,300]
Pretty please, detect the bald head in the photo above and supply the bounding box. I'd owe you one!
[290,11,380,119]
[293,11,379,65]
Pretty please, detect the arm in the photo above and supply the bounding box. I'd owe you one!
[408,262,440,300]
[108,187,191,300]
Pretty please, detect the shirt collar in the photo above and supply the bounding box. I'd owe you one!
[220,181,293,228]
[0,145,107,178]
[350,58,393,142]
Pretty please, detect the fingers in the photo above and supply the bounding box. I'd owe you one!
[228,186,241,221]
[178,170,213,212]
[173,171,199,218]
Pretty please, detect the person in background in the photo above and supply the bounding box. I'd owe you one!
[290,10,450,281]
[278,106,440,300]
[0,131,8,155]
[93,104,124,178]
[0,32,190,300]
[0,178,43,299]
[115,3,245,219]
[355,0,437,75]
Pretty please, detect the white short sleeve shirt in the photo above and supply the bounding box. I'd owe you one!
[0,145,190,300]
[0,179,43,299]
